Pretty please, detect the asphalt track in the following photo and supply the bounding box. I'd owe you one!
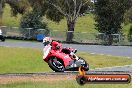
[0,41,132,57]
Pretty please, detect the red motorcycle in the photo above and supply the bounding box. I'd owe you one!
[43,37,89,72]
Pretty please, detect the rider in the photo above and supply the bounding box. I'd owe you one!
[43,37,52,59]
[43,37,52,46]
[43,37,61,50]
[43,37,77,60]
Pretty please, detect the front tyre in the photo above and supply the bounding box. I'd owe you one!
[79,57,89,71]
[48,57,65,72]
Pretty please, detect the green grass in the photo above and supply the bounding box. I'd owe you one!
[0,46,132,73]
[0,80,132,88]
[0,46,50,73]
[77,52,132,69]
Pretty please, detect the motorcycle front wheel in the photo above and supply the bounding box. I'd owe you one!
[79,57,89,71]
[48,56,65,72]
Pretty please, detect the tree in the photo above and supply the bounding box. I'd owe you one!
[44,0,91,42]
[124,7,132,24]
[20,10,47,30]
[0,0,3,25]
[20,0,50,39]
[95,0,132,45]
[20,9,48,39]
[0,0,29,25]
[27,0,48,15]
[26,0,92,42]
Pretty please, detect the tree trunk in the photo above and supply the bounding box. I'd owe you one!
[108,34,113,45]
[66,21,75,42]
[105,34,113,45]
[103,34,113,45]
[0,0,3,26]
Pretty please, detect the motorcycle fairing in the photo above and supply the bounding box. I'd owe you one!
[44,49,72,67]
[43,45,51,59]
[65,59,86,70]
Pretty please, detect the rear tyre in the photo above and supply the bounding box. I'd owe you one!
[48,57,65,72]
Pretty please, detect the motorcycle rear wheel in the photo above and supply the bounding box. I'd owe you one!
[48,56,65,72]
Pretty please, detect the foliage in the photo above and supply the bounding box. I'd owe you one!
[94,0,132,45]
[124,7,132,24]
[20,10,47,29]
[20,9,48,38]
[3,0,30,16]
[95,0,132,34]
[43,0,93,24]
[0,0,30,25]
[27,0,48,15]
[46,5,64,22]
[2,4,22,27]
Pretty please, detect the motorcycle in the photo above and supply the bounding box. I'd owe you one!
[43,39,89,72]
